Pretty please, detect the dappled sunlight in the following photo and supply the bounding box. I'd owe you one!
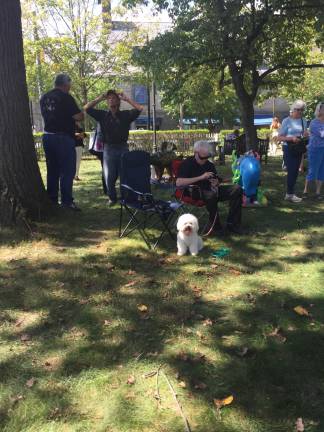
[1,158,323,431]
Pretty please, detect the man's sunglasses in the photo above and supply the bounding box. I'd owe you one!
[197,153,210,160]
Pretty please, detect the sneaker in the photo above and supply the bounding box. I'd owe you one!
[61,202,82,211]
[284,194,302,203]
[107,199,117,207]
[315,194,322,200]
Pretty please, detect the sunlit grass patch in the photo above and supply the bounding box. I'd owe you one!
[0,158,323,432]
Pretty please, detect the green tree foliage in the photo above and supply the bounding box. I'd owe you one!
[158,65,240,127]
[278,50,324,119]
[125,0,324,149]
[21,0,143,104]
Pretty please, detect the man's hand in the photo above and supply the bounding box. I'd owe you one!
[292,136,301,143]
[83,94,106,111]
[118,92,128,102]
[200,172,215,180]
[118,92,143,111]
[210,178,219,188]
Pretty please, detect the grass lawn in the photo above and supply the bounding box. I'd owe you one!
[0,157,323,432]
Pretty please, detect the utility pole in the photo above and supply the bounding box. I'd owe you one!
[179,103,184,129]
[152,81,157,152]
[147,79,151,130]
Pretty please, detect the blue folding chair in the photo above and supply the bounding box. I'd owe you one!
[119,150,182,249]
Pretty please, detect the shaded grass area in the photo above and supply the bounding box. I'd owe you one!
[0,157,323,432]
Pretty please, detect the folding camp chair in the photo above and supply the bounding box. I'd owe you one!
[119,150,182,249]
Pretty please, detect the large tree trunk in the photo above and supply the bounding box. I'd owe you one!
[0,1,51,225]
[229,63,258,150]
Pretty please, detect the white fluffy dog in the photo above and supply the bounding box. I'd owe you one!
[176,213,203,256]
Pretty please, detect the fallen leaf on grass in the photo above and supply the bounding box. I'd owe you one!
[103,319,112,326]
[10,395,24,405]
[291,250,301,257]
[237,347,249,357]
[158,257,177,265]
[137,304,148,312]
[107,263,115,271]
[268,327,287,343]
[177,351,189,361]
[79,298,89,305]
[127,270,137,275]
[192,353,206,364]
[196,331,205,340]
[178,381,186,388]
[296,417,304,431]
[214,395,234,409]
[20,333,31,342]
[294,306,309,316]
[194,382,207,390]
[193,290,202,299]
[203,318,213,326]
[127,375,136,385]
[229,268,242,276]
[125,281,136,288]
[154,390,161,400]
[48,407,61,420]
[15,317,25,327]
[26,377,36,388]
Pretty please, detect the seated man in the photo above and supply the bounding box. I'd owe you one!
[176,140,243,235]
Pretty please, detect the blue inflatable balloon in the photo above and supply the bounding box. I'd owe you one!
[239,156,261,197]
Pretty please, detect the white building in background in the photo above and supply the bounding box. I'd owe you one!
[29,1,291,131]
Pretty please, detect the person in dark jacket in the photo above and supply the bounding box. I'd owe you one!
[84,90,143,206]
[40,73,84,210]
[176,140,243,235]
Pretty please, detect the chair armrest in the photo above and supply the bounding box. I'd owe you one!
[121,183,153,198]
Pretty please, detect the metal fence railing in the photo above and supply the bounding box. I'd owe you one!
[34,131,270,161]
[34,132,214,161]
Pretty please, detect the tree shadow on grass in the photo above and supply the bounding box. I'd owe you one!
[1,239,324,431]
[1,157,324,431]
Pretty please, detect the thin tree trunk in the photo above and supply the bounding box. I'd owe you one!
[240,98,257,151]
[229,63,258,150]
[0,0,51,225]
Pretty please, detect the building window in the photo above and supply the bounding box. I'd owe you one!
[133,85,148,105]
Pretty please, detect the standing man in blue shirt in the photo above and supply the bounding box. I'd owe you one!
[40,74,84,210]
[84,90,143,206]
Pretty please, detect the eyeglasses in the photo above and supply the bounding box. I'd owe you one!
[197,153,210,160]
[294,108,304,112]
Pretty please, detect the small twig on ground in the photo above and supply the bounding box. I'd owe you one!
[161,370,191,432]
[155,364,163,405]
[22,217,34,236]
[135,352,143,361]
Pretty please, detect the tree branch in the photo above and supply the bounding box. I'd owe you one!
[260,63,324,80]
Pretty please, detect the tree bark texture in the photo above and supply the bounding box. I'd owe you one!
[0,0,50,225]
[229,63,258,151]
